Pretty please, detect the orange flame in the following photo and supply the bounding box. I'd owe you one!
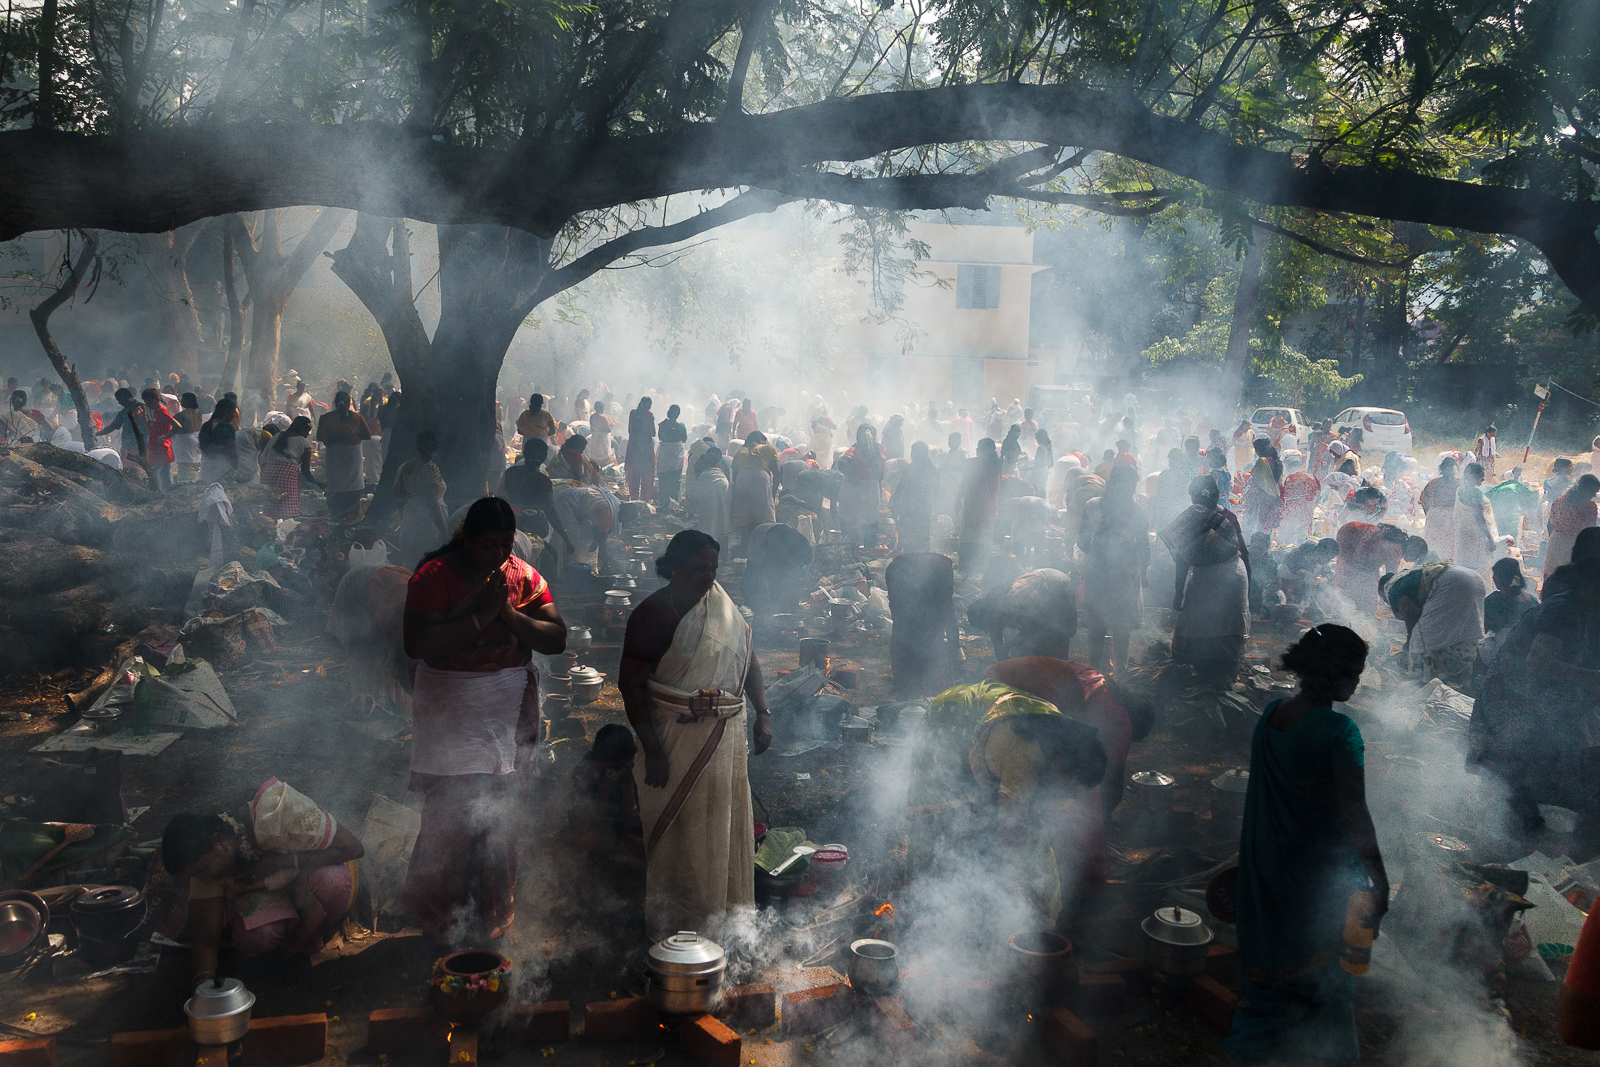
[874,903,894,917]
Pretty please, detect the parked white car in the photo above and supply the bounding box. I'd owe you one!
[1331,406,1413,455]
[1249,407,1307,439]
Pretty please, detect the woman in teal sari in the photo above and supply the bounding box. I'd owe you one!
[1225,624,1389,1066]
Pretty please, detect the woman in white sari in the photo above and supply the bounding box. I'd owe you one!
[619,531,770,940]
[687,448,733,554]
[393,431,449,569]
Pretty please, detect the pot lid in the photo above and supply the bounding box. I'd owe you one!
[71,886,144,913]
[605,589,632,598]
[570,665,599,678]
[1211,768,1250,793]
[1130,771,1175,788]
[1416,832,1469,852]
[1142,906,1214,946]
[648,931,726,974]
[186,978,256,1019]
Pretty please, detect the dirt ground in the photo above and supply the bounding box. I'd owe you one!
[1,483,1597,1067]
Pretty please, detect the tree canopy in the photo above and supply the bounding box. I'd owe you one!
[0,0,1597,317]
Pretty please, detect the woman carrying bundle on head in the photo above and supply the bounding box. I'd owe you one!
[400,497,567,941]
[1224,624,1388,1066]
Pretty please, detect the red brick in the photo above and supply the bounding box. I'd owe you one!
[1076,974,1125,1016]
[367,1008,451,1054]
[781,984,853,1035]
[109,1030,192,1067]
[1042,1008,1097,1067]
[869,998,916,1056]
[1185,976,1238,1033]
[1081,958,1149,992]
[714,984,775,1030]
[0,1038,54,1067]
[583,997,660,1043]
[447,1030,477,1067]
[677,1015,740,1067]
[243,1014,327,1062]
[508,1002,570,1044]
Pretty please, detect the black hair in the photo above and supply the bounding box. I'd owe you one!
[420,496,517,566]
[181,392,199,409]
[1464,461,1485,481]
[1492,556,1526,594]
[523,437,549,463]
[415,430,439,458]
[1573,474,1600,497]
[1104,677,1155,743]
[618,501,644,527]
[161,812,233,875]
[1554,457,1574,472]
[530,393,545,410]
[1280,624,1368,697]
[1573,526,1600,564]
[656,529,720,578]
[1189,474,1220,507]
[1009,714,1108,789]
[9,390,25,410]
[273,415,313,453]
[587,723,638,764]
[1401,535,1430,562]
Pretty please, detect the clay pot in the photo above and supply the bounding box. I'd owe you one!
[1005,930,1078,1006]
[429,950,511,1025]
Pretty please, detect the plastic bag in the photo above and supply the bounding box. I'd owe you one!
[360,794,422,919]
[349,540,390,569]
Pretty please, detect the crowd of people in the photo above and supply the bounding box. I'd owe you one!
[15,362,1588,1066]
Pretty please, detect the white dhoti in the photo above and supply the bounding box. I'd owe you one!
[633,582,755,940]
[1453,499,1498,572]
[324,442,366,493]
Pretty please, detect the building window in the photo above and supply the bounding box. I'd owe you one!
[955,265,1002,309]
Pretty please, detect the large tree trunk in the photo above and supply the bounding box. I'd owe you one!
[220,225,245,394]
[233,208,349,418]
[28,230,101,446]
[1220,232,1265,412]
[1370,274,1410,406]
[334,222,550,511]
[140,226,203,380]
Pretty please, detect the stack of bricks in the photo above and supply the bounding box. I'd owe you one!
[108,1014,328,1067]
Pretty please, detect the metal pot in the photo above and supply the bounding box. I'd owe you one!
[185,978,256,1045]
[71,885,146,965]
[604,590,633,608]
[645,931,727,1015]
[570,666,604,704]
[0,897,47,972]
[848,939,899,995]
[1141,906,1214,977]
[1130,770,1176,809]
[609,575,638,590]
[1210,768,1250,817]
[567,625,592,648]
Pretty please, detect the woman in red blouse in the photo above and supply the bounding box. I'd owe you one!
[401,497,567,941]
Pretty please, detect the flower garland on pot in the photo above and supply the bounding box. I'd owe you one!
[430,956,513,998]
